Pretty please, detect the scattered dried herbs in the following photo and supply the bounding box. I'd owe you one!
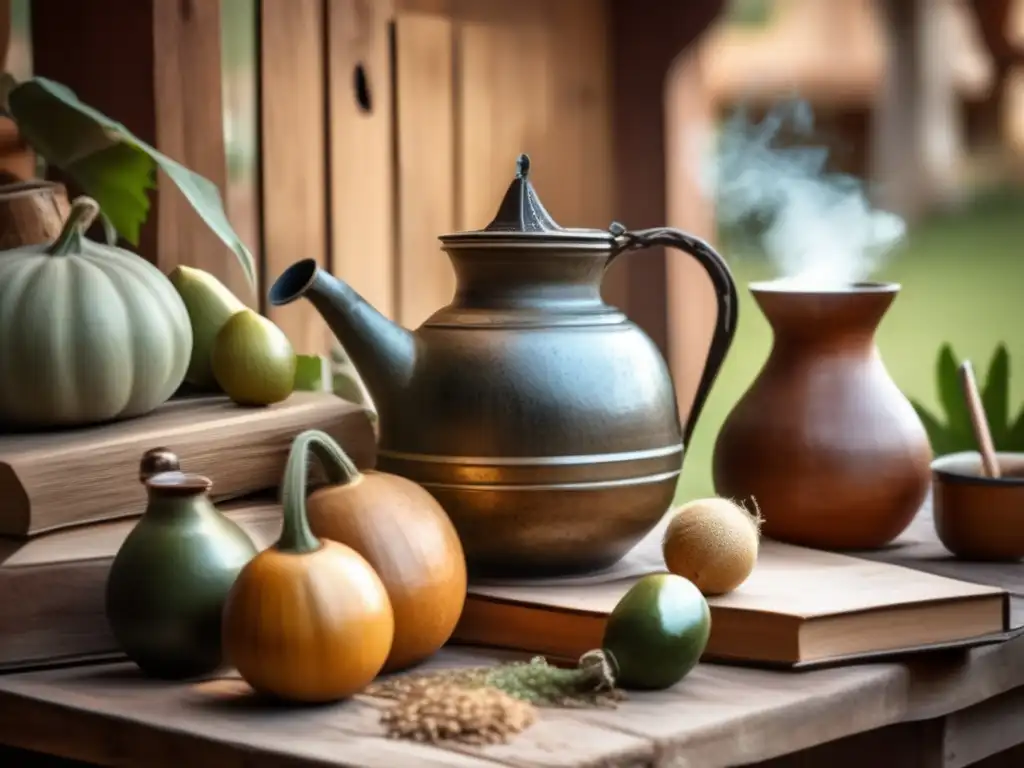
[379,683,536,745]
[486,650,623,707]
[368,651,626,745]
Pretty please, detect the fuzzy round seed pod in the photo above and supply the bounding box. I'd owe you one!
[662,496,763,596]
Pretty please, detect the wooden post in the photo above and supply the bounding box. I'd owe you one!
[607,0,724,412]
[665,46,719,421]
[258,0,330,354]
[29,0,249,300]
[327,0,397,324]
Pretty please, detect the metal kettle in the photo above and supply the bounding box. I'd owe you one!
[269,154,739,577]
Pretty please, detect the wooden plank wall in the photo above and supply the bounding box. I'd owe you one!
[31,0,245,300]
[259,0,329,355]
[25,0,727,438]
[255,0,615,344]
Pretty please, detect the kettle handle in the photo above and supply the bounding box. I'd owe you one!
[610,223,739,454]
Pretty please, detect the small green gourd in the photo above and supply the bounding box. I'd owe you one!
[105,448,258,679]
[0,196,193,429]
[167,264,247,390]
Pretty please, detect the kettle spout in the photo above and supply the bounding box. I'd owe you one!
[269,260,416,410]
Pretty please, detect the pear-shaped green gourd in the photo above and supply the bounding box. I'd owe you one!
[105,449,259,679]
[211,309,296,406]
[0,196,193,429]
[601,573,711,690]
[168,265,248,390]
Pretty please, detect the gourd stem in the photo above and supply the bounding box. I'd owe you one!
[277,429,340,554]
[308,433,363,485]
[46,196,102,256]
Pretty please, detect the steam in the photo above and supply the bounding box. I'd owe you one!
[701,101,906,289]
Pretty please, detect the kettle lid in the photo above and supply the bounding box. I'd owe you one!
[439,154,615,247]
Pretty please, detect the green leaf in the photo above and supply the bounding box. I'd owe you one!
[99,212,119,246]
[982,344,1011,444]
[1005,408,1024,452]
[935,344,973,444]
[294,355,327,392]
[910,398,956,456]
[332,370,367,405]
[6,77,256,289]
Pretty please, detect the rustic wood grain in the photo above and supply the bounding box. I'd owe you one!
[540,1,613,231]
[327,0,397,322]
[394,11,457,329]
[0,181,70,249]
[0,393,375,536]
[220,0,262,311]
[3,504,1024,766]
[1,635,1023,768]
[454,3,553,232]
[30,0,240,292]
[151,0,252,301]
[0,502,283,671]
[259,0,330,354]
[664,46,720,423]
[604,0,725,357]
[855,504,1024,598]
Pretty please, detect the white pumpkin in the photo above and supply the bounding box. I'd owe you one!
[0,196,193,429]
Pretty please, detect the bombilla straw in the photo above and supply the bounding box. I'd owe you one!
[959,360,1001,479]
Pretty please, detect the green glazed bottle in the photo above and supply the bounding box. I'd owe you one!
[105,448,259,679]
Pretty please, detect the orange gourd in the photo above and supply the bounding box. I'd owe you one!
[304,430,468,672]
[221,430,394,703]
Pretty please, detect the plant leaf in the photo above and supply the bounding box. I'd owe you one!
[910,398,956,456]
[935,343,974,446]
[982,343,1011,445]
[6,77,256,289]
[293,355,327,392]
[333,370,368,404]
[1007,414,1024,451]
[99,212,119,246]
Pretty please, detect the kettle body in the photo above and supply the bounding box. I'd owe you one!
[269,155,739,577]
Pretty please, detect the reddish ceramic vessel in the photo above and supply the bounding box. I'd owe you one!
[712,281,933,550]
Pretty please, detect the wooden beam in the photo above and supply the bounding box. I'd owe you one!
[606,0,725,420]
[606,0,725,357]
[30,0,243,297]
[394,11,456,329]
[327,0,397,323]
[664,46,719,422]
[258,0,330,354]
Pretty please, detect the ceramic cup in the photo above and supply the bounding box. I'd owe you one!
[931,451,1024,561]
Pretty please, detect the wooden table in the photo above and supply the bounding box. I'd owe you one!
[2,509,1023,768]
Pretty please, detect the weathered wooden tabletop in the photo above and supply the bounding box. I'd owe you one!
[1,508,1022,768]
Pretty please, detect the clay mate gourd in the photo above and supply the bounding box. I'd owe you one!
[0,196,193,429]
[222,430,394,703]
[105,449,258,679]
[304,429,468,673]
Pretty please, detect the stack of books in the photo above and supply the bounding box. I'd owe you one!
[0,392,375,670]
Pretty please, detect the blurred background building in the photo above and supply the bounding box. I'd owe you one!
[669,0,1024,499]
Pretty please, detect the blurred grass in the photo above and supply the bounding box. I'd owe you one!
[677,187,1024,502]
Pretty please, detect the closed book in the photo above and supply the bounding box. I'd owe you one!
[0,500,290,671]
[453,535,1015,669]
[0,392,375,537]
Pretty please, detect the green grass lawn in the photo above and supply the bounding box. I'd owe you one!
[676,188,1024,502]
